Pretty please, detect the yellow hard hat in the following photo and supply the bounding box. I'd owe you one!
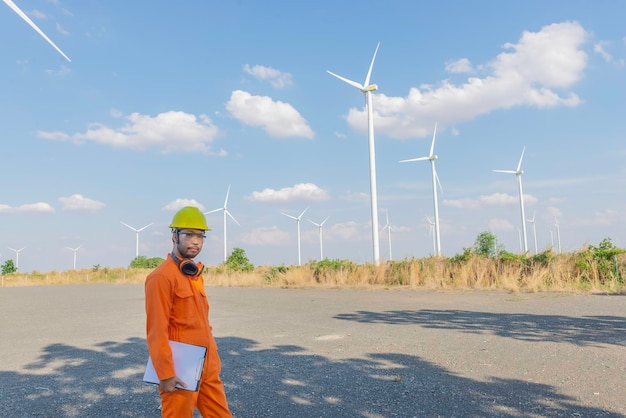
[169,206,210,231]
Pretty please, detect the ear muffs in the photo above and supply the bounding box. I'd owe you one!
[171,253,204,277]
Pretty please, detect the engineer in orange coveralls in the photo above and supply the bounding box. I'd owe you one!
[145,206,231,417]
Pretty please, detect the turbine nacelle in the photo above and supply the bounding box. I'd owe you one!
[365,84,378,92]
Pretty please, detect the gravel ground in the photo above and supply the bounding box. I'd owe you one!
[0,285,624,417]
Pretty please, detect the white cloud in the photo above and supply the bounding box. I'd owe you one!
[243,64,293,89]
[326,221,369,241]
[163,199,206,212]
[226,90,315,139]
[343,21,588,139]
[488,218,514,231]
[0,202,54,213]
[58,194,104,211]
[594,41,612,63]
[240,226,289,245]
[38,111,221,154]
[443,193,537,209]
[247,183,329,202]
[445,58,473,73]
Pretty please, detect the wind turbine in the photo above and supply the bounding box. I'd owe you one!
[554,217,562,254]
[426,216,436,257]
[120,221,153,259]
[327,42,381,266]
[3,0,71,62]
[281,207,308,266]
[8,246,25,270]
[205,185,240,262]
[493,147,528,253]
[528,212,538,254]
[308,216,329,261]
[65,245,82,270]
[400,123,443,256]
[381,210,393,261]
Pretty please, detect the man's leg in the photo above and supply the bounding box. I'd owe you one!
[196,341,231,417]
[159,388,198,418]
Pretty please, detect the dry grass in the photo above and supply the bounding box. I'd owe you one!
[2,254,624,294]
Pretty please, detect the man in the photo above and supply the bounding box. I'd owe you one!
[145,206,231,417]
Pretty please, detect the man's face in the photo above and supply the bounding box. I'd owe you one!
[173,228,206,259]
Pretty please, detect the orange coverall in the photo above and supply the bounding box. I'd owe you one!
[145,254,231,417]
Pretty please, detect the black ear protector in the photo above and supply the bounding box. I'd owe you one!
[171,252,204,277]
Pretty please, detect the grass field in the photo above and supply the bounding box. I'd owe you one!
[2,249,625,294]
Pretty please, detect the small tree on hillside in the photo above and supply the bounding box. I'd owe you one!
[1,259,17,275]
[225,247,254,272]
[473,231,502,258]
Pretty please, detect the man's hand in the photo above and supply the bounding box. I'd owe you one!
[159,376,187,392]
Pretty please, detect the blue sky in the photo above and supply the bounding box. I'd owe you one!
[1,0,625,272]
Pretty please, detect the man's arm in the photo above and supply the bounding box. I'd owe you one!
[145,272,177,380]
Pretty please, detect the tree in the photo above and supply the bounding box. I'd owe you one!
[473,231,501,258]
[1,259,17,275]
[225,247,254,272]
[130,256,164,268]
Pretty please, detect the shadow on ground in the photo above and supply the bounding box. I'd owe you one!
[1,331,622,417]
[333,309,626,347]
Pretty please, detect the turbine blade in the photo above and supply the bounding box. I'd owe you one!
[364,42,380,87]
[298,207,309,219]
[225,210,240,226]
[224,184,231,206]
[320,216,329,226]
[492,169,516,174]
[434,166,443,193]
[517,146,526,172]
[281,212,298,220]
[138,223,154,232]
[204,207,222,215]
[327,70,365,90]
[120,221,136,231]
[307,219,320,227]
[429,122,438,157]
[4,0,71,62]
[400,156,430,163]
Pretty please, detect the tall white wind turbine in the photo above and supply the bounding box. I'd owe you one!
[3,0,71,62]
[65,245,83,270]
[554,217,562,254]
[327,42,381,266]
[400,123,443,256]
[281,207,309,266]
[308,216,329,261]
[205,185,240,262]
[120,221,153,259]
[8,246,25,270]
[528,212,538,255]
[426,216,436,257]
[381,210,393,261]
[493,147,528,253]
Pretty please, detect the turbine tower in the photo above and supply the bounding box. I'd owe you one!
[205,185,240,262]
[554,217,562,254]
[400,123,443,256]
[493,147,528,253]
[3,0,71,62]
[8,246,25,270]
[381,210,393,261]
[281,207,308,266]
[426,216,436,257]
[327,42,381,266]
[65,245,83,270]
[528,212,538,255]
[308,216,329,261]
[120,221,153,259]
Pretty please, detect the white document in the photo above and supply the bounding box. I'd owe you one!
[143,340,207,392]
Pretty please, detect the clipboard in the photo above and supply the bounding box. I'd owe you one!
[143,340,207,391]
